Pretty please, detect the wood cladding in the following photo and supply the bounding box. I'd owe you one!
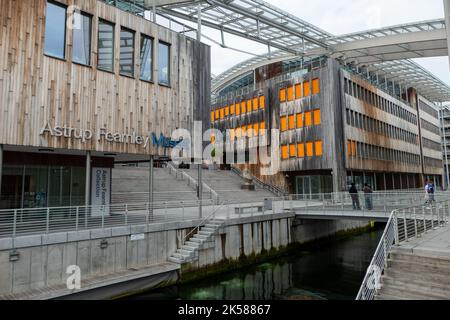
[0,0,210,155]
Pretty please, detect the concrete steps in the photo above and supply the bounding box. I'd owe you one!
[376,250,450,300]
[168,218,225,265]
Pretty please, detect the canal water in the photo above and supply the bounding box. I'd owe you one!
[128,229,383,300]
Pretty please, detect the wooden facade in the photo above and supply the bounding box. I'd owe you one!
[0,0,210,156]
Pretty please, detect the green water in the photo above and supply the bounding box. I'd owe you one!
[128,229,383,300]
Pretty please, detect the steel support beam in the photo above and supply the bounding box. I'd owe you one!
[445,0,450,71]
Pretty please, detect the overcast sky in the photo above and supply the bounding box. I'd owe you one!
[194,0,449,87]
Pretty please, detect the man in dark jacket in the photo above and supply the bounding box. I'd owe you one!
[349,183,361,210]
[363,183,373,210]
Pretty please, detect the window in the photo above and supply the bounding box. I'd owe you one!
[158,42,170,85]
[290,145,297,158]
[288,114,295,130]
[44,2,67,59]
[297,113,303,128]
[97,20,114,72]
[305,111,312,126]
[241,101,247,114]
[225,106,230,117]
[220,108,224,120]
[260,122,266,135]
[313,109,321,125]
[315,141,323,156]
[247,100,252,113]
[295,83,302,99]
[253,98,258,111]
[281,116,288,132]
[215,109,219,119]
[72,11,91,65]
[253,123,259,136]
[259,96,265,109]
[297,143,305,158]
[120,28,135,77]
[210,111,215,122]
[230,104,235,115]
[281,145,289,160]
[348,140,352,156]
[287,86,294,101]
[140,35,153,81]
[236,103,241,116]
[279,88,286,102]
[304,81,311,96]
[312,79,320,95]
[306,142,314,157]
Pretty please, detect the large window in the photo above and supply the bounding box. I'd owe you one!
[98,20,114,72]
[72,11,92,65]
[120,28,135,77]
[140,35,153,82]
[158,42,170,85]
[44,1,67,59]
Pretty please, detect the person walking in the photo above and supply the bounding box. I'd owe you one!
[349,183,361,210]
[425,180,435,205]
[363,183,373,210]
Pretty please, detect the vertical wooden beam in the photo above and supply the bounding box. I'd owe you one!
[0,145,3,199]
[85,151,92,207]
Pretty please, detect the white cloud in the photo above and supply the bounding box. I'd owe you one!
[197,0,449,88]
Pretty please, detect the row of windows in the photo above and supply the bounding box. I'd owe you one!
[347,140,421,165]
[422,138,442,152]
[344,78,417,125]
[44,1,171,85]
[280,110,321,132]
[210,122,267,143]
[279,79,320,102]
[420,119,441,136]
[346,109,418,145]
[419,100,439,119]
[281,141,323,159]
[211,96,265,122]
[424,157,443,169]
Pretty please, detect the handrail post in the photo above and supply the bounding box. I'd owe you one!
[46,207,50,234]
[125,204,128,225]
[431,205,435,229]
[102,206,105,230]
[394,212,400,245]
[76,207,79,231]
[383,237,388,269]
[13,209,17,239]
[403,209,408,242]
[146,203,150,225]
[423,206,427,234]
[413,207,417,238]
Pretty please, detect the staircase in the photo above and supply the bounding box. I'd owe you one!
[376,250,450,300]
[168,218,225,264]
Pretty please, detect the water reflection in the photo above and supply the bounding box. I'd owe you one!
[128,229,383,300]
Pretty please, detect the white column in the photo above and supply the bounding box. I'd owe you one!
[85,151,91,207]
[444,0,450,69]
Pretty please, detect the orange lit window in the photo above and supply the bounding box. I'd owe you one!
[315,140,323,156]
[259,96,265,109]
[352,141,357,156]
[305,111,312,126]
[281,116,288,132]
[281,145,289,159]
[297,113,303,128]
[230,104,235,115]
[288,114,295,130]
[215,109,220,119]
[225,106,230,117]
[260,121,266,135]
[297,143,305,158]
[312,78,320,95]
[229,129,235,141]
[295,83,302,99]
[211,133,215,144]
[241,125,247,136]
[290,144,296,158]
[304,81,311,96]
[313,109,321,125]
[253,98,258,111]
[247,100,252,113]
[211,111,215,122]
[241,101,246,114]
[306,142,314,157]
[287,86,294,101]
[236,103,241,116]
[280,88,286,102]
[347,140,352,156]
[220,108,225,120]
[253,123,259,136]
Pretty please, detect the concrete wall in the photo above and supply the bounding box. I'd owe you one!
[0,215,369,297]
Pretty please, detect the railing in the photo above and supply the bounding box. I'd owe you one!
[167,163,220,204]
[230,166,287,197]
[356,199,450,300]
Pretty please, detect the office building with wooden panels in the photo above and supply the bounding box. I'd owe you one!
[211,57,443,194]
[0,0,210,209]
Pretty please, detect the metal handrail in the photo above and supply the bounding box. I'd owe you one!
[183,201,227,244]
[230,166,287,197]
[356,199,450,300]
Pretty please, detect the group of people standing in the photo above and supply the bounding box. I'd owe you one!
[348,180,436,210]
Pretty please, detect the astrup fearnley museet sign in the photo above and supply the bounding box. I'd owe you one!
[40,122,182,149]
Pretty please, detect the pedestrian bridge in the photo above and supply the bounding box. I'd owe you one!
[0,191,446,240]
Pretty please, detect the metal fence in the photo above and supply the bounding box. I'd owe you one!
[356,199,450,300]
